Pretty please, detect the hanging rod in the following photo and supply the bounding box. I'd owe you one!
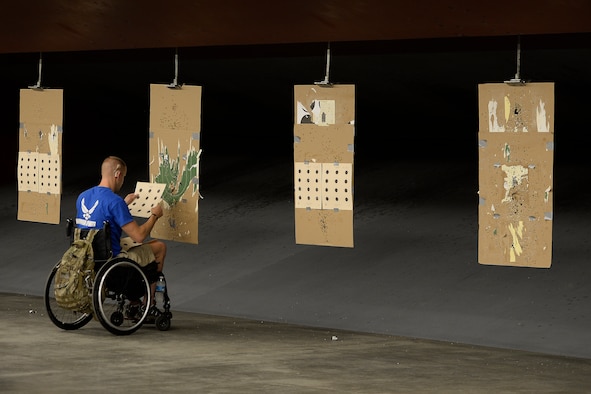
[315,43,333,87]
[28,53,44,90]
[167,49,182,89]
[504,36,526,86]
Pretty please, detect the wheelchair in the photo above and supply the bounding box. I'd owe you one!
[44,219,172,335]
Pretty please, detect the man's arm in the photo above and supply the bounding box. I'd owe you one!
[121,204,163,243]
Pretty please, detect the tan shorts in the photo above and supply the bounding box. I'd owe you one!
[117,243,155,267]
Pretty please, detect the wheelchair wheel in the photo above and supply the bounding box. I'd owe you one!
[155,314,171,331]
[44,262,93,330]
[92,257,151,336]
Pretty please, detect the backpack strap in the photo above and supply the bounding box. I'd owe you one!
[73,227,99,244]
[86,229,98,244]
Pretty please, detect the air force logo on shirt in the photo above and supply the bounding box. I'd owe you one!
[76,198,99,227]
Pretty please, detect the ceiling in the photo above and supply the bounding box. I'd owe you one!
[2,0,591,54]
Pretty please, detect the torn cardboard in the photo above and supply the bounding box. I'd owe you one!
[17,89,63,224]
[148,84,202,244]
[478,82,554,268]
[294,85,355,248]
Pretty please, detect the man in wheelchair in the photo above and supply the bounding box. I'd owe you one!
[75,156,167,319]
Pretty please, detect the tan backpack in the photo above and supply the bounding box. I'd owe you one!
[54,229,97,313]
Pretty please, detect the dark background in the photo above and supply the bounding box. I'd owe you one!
[1,33,590,187]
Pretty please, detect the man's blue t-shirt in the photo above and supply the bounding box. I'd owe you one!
[75,186,134,256]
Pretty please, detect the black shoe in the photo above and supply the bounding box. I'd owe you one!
[144,305,161,323]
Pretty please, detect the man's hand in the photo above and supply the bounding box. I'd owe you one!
[124,193,139,205]
[151,203,163,218]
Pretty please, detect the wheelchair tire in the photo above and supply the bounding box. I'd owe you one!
[155,314,171,331]
[44,262,93,330]
[92,257,151,336]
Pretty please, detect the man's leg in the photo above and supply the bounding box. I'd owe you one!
[145,240,166,310]
[122,241,165,309]
[147,239,166,272]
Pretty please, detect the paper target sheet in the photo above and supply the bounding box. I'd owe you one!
[129,182,166,218]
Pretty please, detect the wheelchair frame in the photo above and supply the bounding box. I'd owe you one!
[44,219,172,335]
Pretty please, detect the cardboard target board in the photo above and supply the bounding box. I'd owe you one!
[294,85,355,247]
[17,89,63,224]
[478,82,554,268]
[149,84,202,244]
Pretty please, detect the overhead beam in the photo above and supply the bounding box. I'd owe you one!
[2,0,591,54]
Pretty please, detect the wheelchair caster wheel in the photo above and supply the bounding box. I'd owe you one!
[110,311,124,326]
[155,315,171,331]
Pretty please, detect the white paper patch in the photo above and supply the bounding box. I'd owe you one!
[129,182,166,218]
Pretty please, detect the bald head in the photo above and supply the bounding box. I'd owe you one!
[99,156,128,192]
[101,156,127,178]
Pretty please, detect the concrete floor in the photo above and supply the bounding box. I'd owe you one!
[3,292,591,393]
